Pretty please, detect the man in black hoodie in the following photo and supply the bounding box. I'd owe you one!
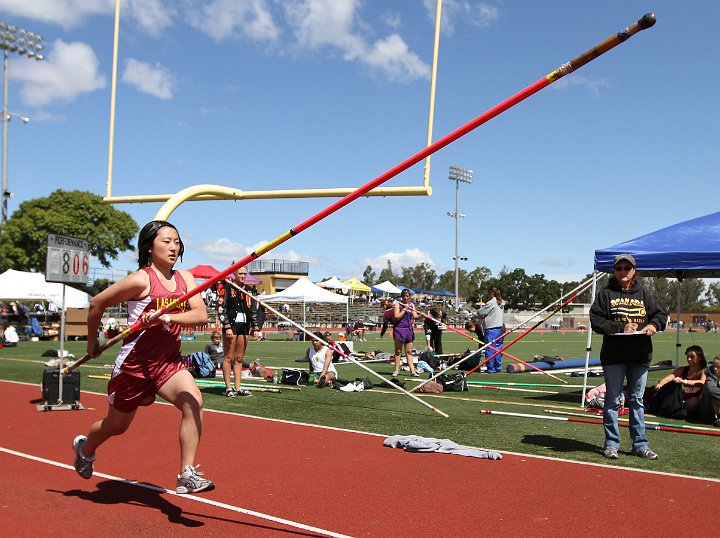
[590,254,668,460]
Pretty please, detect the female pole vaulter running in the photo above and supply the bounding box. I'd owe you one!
[73,221,214,495]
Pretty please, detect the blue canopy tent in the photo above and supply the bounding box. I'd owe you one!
[430,288,455,297]
[588,211,720,398]
[594,211,720,279]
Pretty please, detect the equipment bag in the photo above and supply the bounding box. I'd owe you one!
[418,349,440,371]
[187,352,216,378]
[647,382,687,419]
[436,373,468,392]
[42,367,81,404]
[281,368,310,386]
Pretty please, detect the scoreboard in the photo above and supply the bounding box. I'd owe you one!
[45,234,89,284]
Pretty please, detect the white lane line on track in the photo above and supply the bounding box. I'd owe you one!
[0,446,352,538]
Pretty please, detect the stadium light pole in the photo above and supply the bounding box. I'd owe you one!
[448,165,473,310]
[0,22,44,222]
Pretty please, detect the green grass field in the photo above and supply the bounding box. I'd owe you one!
[3,328,718,479]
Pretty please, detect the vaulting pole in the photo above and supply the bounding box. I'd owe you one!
[468,381,593,388]
[479,409,720,437]
[64,13,656,375]
[581,271,600,406]
[545,409,720,433]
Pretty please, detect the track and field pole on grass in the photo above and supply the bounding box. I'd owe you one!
[412,276,595,392]
[471,385,560,394]
[416,308,568,384]
[225,280,449,417]
[468,381,593,388]
[479,409,720,437]
[545,409,720,433]
[581,271,600,407]
[64,14,656,376]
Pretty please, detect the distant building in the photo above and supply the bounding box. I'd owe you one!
[247,259,309,294]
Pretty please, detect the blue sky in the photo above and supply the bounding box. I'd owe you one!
[0,1,718,285]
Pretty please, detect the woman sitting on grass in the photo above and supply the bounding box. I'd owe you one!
[650,345,706,418]
[309,331,337,388]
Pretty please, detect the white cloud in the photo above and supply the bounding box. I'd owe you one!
[285,0,429,82]
[552,75,612,96]
[27,110,67,123]
[0,0,110,29]
[3,0,429,83]
[360,33,429,82]
[197,238,318,267]
[121,58,175,99]
[360,248,435,274]
[12,39,105,106]
[0,0,174,35]
[199,105,231,116]
[538,257,576,269]
[424,0,500,35]
[273,249,319,265]
[286,0,357,49]
[197,238,251,265]
[126,0,175,37]
[185,0,280,42]
[380,10,402,30]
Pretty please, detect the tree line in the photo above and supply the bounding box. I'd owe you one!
[363,260,720,313]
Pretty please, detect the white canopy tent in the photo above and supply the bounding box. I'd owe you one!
[371,280,402,294]
[316,276,351,292]
[263,277,349,328]
[0,269,91,308]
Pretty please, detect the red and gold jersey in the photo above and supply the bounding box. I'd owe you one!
[114,267,189,379]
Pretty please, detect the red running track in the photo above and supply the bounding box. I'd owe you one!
[1,380,718,537]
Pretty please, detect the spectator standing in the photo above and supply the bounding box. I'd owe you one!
[475,287,505,373]
[589,254,668,460]
[379,299,394,339]
[216,266,258,397]
[424,308,445,354]
[392,289,420,377]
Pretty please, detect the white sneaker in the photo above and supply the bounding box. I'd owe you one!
[176,465,215,494]
[72,435,95,479]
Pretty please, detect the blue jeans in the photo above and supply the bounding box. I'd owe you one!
[602,363,650,451]
[482,327,504,373]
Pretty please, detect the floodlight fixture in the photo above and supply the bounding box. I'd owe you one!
[448,165,475,310]
[1,22,44,222]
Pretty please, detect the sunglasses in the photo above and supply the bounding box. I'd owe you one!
[614,265,634,272]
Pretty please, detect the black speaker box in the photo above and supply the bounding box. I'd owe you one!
[42,367,81,404]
